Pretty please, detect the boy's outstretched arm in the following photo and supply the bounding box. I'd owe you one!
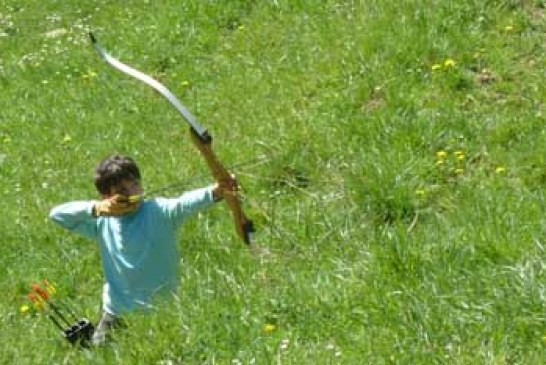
[50,201,98,239]
[161,186,217,228]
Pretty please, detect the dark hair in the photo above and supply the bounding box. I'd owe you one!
[94,154,141,194]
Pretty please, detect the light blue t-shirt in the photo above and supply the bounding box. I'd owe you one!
[49,187,215,315]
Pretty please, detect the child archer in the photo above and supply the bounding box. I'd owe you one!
[49,153,236,345]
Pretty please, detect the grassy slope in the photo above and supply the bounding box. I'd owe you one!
[1,0,544,363]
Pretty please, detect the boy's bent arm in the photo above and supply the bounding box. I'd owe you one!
[50,201,98,239]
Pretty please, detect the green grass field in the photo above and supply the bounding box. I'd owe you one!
[1,0,545,363]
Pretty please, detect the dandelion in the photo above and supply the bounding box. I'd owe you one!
[444,59,456,68]
[454,168,464,175]
[262,323,276,333]
[20,304,30,314]
[431,64,442,71]
[495,166,506,174]
[82,70,97,79]
[454,151,465,161]
[436,150,447,160]
[436,150,447,166]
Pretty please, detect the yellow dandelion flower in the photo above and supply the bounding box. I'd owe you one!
[20,304,30,314]
[83,70,97,79]
[436,160,445,166]
[262,324,276,333]
[454,151,465,161]
[431,64,442,71]
[444,59,456,68]
[455,168,464,174]
[495,166,506,174]
[436,151,447,159]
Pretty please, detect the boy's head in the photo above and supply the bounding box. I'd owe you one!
[94,154,143,198]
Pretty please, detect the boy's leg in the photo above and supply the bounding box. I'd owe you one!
[92,311,118,345]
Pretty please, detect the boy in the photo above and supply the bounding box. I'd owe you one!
[49,154,234,345]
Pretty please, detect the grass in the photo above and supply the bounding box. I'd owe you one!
[1,0,545,363]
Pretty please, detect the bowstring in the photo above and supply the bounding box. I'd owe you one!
[143,154,271,197]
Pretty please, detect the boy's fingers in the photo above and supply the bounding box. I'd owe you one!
[225,179,239,192]
[96,197,139,216]
[111,194,128,203]
[218,174,237,189]
[112,202,137,212]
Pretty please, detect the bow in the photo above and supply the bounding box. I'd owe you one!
[89,33,255,245]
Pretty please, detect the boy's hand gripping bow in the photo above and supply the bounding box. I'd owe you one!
[89,33,255,245]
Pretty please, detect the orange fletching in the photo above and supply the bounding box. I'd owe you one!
[31,283,49,300]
